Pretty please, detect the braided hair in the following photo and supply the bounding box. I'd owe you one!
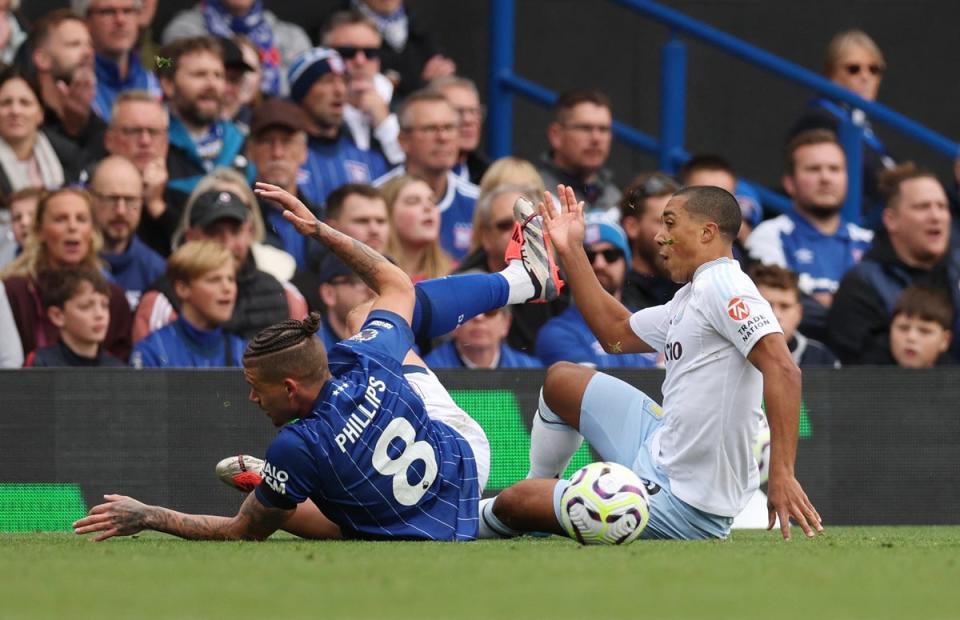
[243,312,327,382]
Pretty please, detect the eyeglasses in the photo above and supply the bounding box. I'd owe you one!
[843,63,884,76]
[562,123,612,136]
[455,105,486,121]
[92,191,143,209]
[490,218,514,233]
[88,6,139,18]
[335,46,381,61]
[402,123,460,136]
[585,248,624,264]
[114,125,167,140]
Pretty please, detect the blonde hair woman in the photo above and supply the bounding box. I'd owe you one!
[380,174,454,281]
[1,188,133,360]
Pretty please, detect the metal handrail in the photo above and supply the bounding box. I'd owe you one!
[488,0,960,221]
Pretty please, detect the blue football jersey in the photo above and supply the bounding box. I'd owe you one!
[374,168,478,261]
[298,133,389,206]
[254,310,481,541]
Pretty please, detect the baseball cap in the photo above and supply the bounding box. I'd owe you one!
[189,190,250,229]
[734,181,764,229]
[218,37,255,73]
[288,47,345,103]
[249,98,309,137]
[583,213,632,267]
[317,253,354,285]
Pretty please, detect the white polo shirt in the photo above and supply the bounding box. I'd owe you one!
[628,257,782,517]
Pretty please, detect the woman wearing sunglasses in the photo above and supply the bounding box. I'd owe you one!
[788,29,894,229]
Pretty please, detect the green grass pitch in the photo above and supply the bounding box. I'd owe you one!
[2,527,958,620]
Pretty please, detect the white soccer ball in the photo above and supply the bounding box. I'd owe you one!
[559,462,650,545]
[754,416,771,485]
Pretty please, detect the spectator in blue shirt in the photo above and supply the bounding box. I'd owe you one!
[131,239,245,368]
[91,155,165,310]
[374,90,478,261]
[425,307,541,370]
[746,129,873,340]
[314,252,374,352]
[536,216,657,369]
[288,47,388,205]
[74,0,161,121]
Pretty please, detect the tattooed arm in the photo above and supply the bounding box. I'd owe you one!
[255,182,415,326]
[73,492,293,542]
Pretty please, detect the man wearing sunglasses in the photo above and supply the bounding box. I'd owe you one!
[321,10,405,167]
[535,215,656,369]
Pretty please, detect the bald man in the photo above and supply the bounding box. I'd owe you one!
[92,155,166,309]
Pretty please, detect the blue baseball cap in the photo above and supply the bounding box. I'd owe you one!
[583,214,632,266]
[288,48,345,103]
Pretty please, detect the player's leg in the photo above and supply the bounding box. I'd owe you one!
[526,362,595,478]
[480,479,564,538]
[409,196,562,340]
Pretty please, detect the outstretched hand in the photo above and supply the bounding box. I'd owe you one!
[767,473,823,540]
[73,494,152,542]
[254,182,319,237]
[539,185,585,256]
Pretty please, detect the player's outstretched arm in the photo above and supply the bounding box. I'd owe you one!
[73,492,293,542]
[540,185,653,353]
[255,182,414,325]
[747,334,823,541]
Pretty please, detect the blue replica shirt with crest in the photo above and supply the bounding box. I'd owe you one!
[254,310,481,540]
[374,168,479,261]
[298,132,389,206]
[745,210,873,295]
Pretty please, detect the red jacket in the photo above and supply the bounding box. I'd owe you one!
[3,275,133,362]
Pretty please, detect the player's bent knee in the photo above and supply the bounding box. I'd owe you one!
[543,362,595,424]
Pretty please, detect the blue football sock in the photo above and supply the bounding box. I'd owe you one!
[411,273,510,339]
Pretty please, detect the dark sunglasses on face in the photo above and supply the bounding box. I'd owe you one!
[585,248,624,264]
[844,63,884,76]
[335,46,381,60]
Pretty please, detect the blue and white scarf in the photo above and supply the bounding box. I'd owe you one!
[202,0,281,96]
[352,0,408,51]
[194,122,225,171]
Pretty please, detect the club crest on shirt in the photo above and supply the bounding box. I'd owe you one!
[350,328,379,342]
[727,297,751,321]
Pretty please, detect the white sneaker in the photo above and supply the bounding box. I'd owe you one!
[504,197,564,303]
[215,454,264,493]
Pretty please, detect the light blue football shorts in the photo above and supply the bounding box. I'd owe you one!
[552,372,733,540]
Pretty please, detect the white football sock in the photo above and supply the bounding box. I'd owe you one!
[500,260,535,305]
[527,389,583,479]
[478,497,520,539]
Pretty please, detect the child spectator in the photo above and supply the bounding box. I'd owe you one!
[750,264,840,368]
[25,266,124,367]
[889,286,954,369]
[131,240,244,368]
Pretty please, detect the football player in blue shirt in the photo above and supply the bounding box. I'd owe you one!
[73,186,562,542]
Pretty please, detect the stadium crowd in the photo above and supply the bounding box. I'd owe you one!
[0,0,955,373]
